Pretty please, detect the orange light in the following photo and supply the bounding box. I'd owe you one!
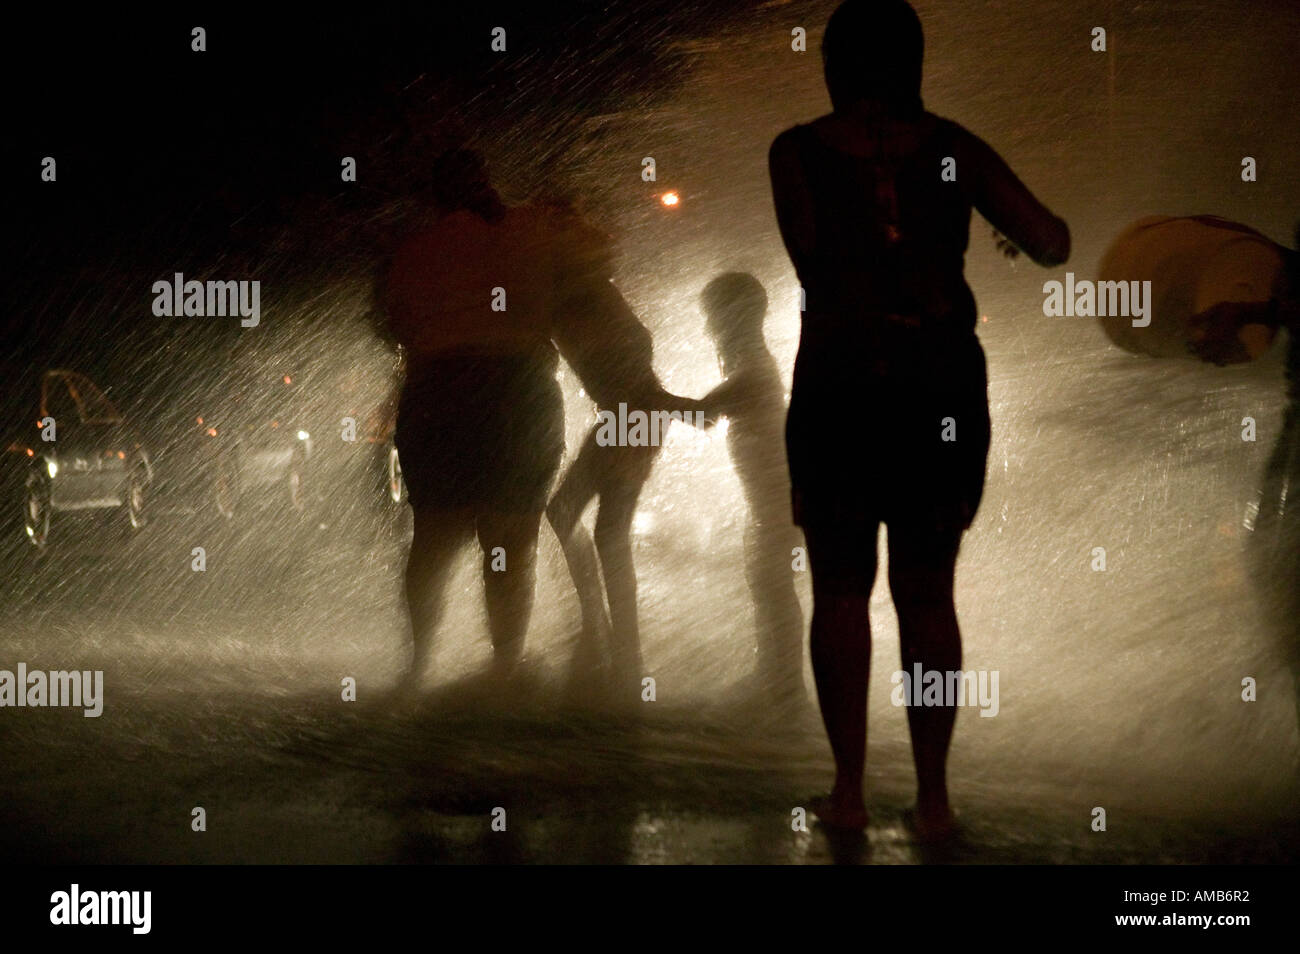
[26,448,34,457]
[660,192,680,207]
[271,420,279,428]
[196,416,204,425]
[283,375,292,385]
[206,427,218,437]
[117,451,125,459]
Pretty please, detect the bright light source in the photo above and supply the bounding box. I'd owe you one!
[283,375,292,385]
[46,459,58,478]
[206,427,218,437]
[660,192,680,207]
[296,430,310,441]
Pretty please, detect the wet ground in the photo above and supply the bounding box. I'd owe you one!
[1,428,1297,866]
[2,676,1296,864]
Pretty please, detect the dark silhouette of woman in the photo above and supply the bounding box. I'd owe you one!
[769,0,1070,834]
[380,154,651,686]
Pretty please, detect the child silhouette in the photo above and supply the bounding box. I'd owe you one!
[699,273,805,706]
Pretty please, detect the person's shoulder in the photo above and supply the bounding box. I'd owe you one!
[384,212,441,270]
[922,112,979,148]
[543,202,609,245]
[502,201,555,236]
[774,119,817,137]
[770,121,817,156]
[537,201,615,280]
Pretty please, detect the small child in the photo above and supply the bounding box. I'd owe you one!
[699,273,805,704]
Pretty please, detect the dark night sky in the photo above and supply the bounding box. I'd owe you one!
[1,3,763,366]
[4,5,750,244]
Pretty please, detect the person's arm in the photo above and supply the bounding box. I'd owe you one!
[548,212,672,410]
[958,126,1070,267]
[698,377,744,421]
[554,278,669,409]
[769,128,818,278]
[1186,302,1274,365]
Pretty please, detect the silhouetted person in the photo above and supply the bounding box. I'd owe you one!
[545,215,706,690]
[381,151,586,684]
[698,273,805,704]
[1189,221,1300,748]
[769,0,1069,834]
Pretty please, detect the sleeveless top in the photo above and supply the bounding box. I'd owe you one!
[785,116,978,346]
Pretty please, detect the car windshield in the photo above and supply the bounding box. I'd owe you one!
[54,372,123,423]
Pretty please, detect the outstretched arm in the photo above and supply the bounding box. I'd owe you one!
[697,377,745,422]
[959,127,1070,267]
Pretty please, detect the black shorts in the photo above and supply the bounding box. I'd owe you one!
[802,512,964,595]
[786,325,990,531]
[395,352,565,513]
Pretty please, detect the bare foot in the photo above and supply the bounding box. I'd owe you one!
[903,804,959,842]
[384,670,427,714]
[809,794,869,830]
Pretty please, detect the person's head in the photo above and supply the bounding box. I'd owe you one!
[822,0,924,116]
[428,147,505,221]
[702,272,768,354]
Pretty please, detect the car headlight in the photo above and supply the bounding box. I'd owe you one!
[46,458,58,478]
[296,430,310,441]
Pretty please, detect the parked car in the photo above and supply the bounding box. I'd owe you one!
[160,339,406,531]
[295,346,407,530]
[2,369,152,548]
[192,362,314,520]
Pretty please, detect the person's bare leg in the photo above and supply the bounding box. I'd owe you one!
[546,436,613,650]
[806,527,876,825]
[747,520,806,701]
[584,444,657,687]
[887,522,963,835]
[593,475,650,688]
[477,510,544,672]
[809,592,872,822]
[403,506,473,685]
